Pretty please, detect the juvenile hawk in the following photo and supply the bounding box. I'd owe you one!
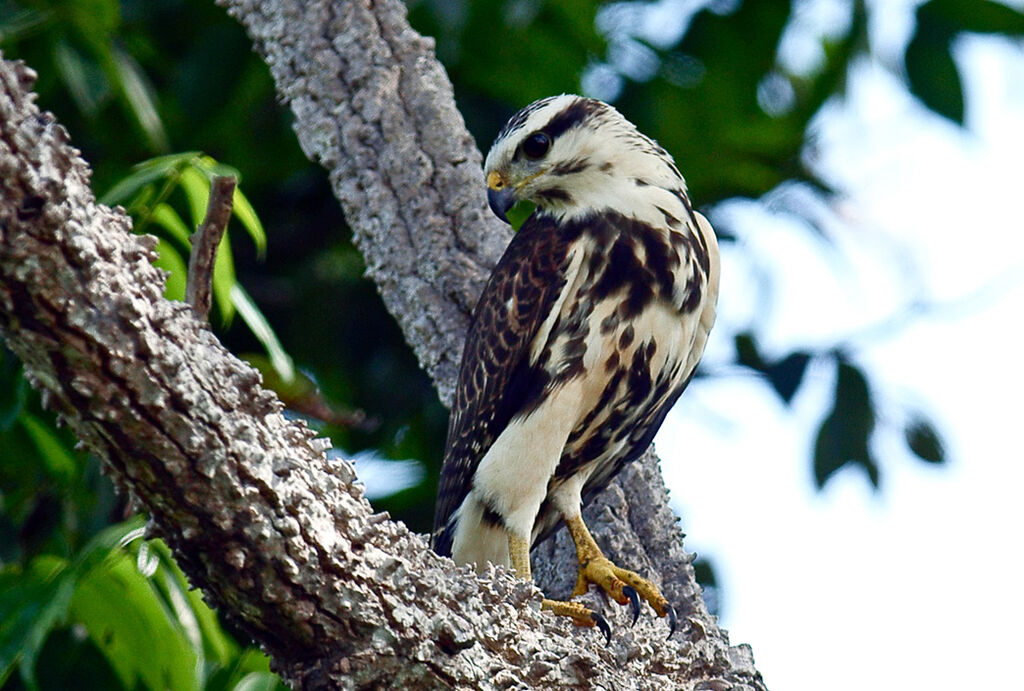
[432,95,719,637]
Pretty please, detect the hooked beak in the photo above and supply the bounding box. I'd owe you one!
[487,186,518,224]
[486,170,517,224]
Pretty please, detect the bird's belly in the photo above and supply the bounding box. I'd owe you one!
[554,297,695,481]
[463,376,588,541]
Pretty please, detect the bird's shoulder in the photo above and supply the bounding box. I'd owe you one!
[454,214,585,404]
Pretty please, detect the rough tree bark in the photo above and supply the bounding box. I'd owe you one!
[0,1,766,689]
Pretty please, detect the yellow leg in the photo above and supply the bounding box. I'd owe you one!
[508,531,610,638]
[508,533,532,579]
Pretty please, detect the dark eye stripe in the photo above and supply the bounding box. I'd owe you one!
[495,96,558,140]
[541,98,604,141]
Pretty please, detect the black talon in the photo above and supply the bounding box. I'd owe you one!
[665,603,678,639]
[623,585,641,626]
[591,611,612,645]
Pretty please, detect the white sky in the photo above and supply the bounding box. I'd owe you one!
[658,19,1024,691]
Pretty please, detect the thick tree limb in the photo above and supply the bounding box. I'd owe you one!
[0,1,765,687]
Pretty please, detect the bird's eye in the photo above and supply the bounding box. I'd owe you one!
[521,132,551,159]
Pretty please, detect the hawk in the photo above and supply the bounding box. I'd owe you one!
[432,95,719,638]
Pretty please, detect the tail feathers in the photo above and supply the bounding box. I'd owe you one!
[431,522,455,558]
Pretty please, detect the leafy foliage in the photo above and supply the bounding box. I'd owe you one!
[906,0,1024,124]
[0,519,286,690]
[102,152,268,324]
[734,333,811,405]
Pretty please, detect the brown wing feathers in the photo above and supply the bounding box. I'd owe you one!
[431,215,573,555]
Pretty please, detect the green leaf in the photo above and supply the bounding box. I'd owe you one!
[71,519,145,572]
[179,165,212,228]
[99,152,201,207]
[138,151,205,174]
[232,648,281,679]
[734,332,765,370]
[231,187,267,257]
[0,521,141,688]
[18,412,78,485]
[66,0,121,40]
[148,540,237,665]
[731,336,809,403]
[0,555,73,689]
[201,648,285,691]
[905,0,1024,125]
[110,45,170,152]
[53,37,107,116]
[29,627,122,690]
[192,154,241,181]
[766,352,811,404]
[233,671,286,691]
[100,167,168,208]
[507,201,535,231]
[813,361,878,488]
[921,0,1024,35]
[905,415,945,464]
[153,238,188,302]
[906,11,964,124]
[0,517,285,691]
[151,202,194,247]
[213,233,237,323]
[70,549,200,691]
[0,7,48,44]
[231,285,295,383]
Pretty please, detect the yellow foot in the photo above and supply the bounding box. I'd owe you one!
[574,556,661,620]
[541,598,611,643]
[508,517,678,642]
[563,513,678,638]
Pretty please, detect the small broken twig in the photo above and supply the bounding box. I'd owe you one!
[185,175,237,322]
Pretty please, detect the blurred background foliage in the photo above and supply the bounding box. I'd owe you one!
[1,0,1020,688]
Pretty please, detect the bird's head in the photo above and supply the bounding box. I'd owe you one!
[483,94,684,225]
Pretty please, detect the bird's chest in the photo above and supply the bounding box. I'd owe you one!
[554,294,690,470]
[531,229,699,471]
[539,227,693,380]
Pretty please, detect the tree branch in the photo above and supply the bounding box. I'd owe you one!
[0,0,765,685]
[185,174,236,321]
